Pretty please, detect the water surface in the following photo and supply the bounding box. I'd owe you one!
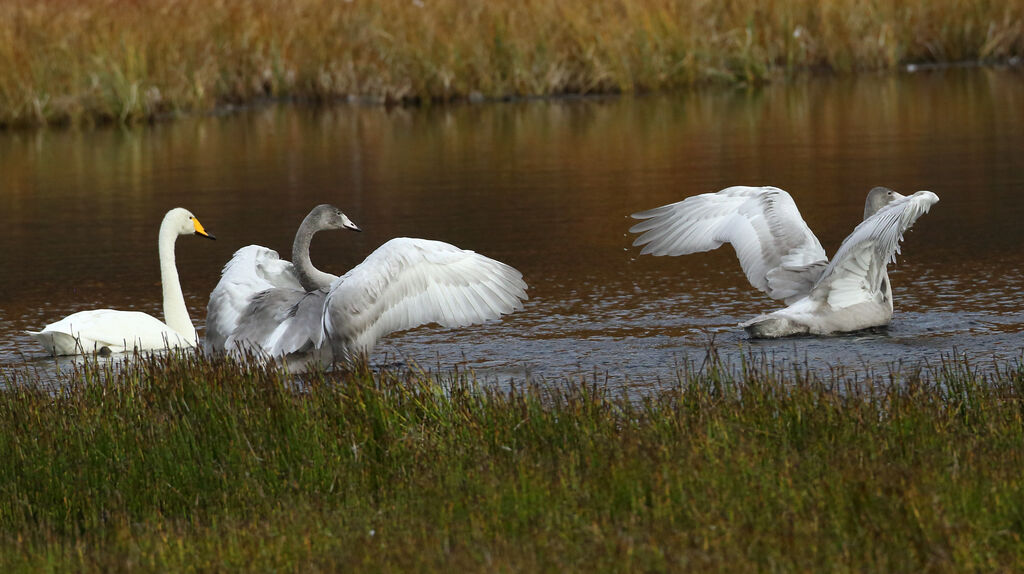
[2,69,1023,389]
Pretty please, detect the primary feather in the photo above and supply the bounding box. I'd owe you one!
[324,238,528,362]
[630,186,828,303]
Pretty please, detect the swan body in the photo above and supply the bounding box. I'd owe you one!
[630,186,938,338]
[208,204,528,367]
[28,208,215,355]
[29,310,196,356]
[204,205,359,356]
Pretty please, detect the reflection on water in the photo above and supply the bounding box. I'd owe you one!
[2,68,1023,389]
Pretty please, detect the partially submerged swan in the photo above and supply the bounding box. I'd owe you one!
[207,204,529,367]
[28,208,216,355]
[629,186,939,337]
[205,204,360,357]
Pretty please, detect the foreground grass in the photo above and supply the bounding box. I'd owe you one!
[2,0,1023,127]
[1,352,1024,571]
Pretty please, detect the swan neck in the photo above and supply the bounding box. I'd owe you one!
[292,215,335,291]
[158,221,196,342]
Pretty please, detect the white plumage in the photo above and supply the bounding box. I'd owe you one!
[323,237,529,362]
[630,186,939,337]
[630,186,828,303]
[27,208,216,355]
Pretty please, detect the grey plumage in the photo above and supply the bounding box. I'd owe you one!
[291,204,361,291]
[205,204,359,359]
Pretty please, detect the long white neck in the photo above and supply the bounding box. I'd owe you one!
[292,215,336,291]
[158,221,197,343]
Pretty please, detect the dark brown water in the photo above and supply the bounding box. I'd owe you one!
[2,68,1023,389]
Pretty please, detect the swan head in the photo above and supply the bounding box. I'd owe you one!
[165,207,216,240]
[309,204,361,233]
[863,187,905,220]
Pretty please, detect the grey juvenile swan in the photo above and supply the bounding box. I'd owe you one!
[205,204,360,362]
[206,204,529,367]
[629,186,939,338]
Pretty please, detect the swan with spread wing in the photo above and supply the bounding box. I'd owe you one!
[206,204,528,367]
[629,186,939,337]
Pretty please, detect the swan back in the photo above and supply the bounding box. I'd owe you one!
[29,310,195,355]
[205,246,304,352]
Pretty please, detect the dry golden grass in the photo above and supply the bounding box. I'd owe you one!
[1,0,1022,127]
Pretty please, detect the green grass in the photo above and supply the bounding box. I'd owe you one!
[1,0,1022,128]
[1,351,1024,571]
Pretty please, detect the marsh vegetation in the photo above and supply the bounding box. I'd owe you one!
[2,351,1023,571]
[2,0,1022,127]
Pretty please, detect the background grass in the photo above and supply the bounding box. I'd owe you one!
[1,0,1022,127]
[1,352,1024,571]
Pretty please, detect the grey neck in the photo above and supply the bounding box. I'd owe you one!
[292,214,337,291]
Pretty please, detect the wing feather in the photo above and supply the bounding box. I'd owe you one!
[324,238,528,360]
[630,186,828,302]
[223,287,331,364]
[810,191,939,309]
[205,245,302,352]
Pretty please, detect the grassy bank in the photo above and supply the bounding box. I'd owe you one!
[1,353,1024,571]
[1,0,1022,128]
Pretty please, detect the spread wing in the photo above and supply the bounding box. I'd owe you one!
[205,245,302,352]
[630,186,828,303]
[323,238,528,360]
[810,191,939,309]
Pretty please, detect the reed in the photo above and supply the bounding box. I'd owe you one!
[1,0,1022,127]
[1,351,1023,571]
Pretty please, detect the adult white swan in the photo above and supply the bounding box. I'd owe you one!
[28,208,216,355]
[629,186,939,338]
[207,204,529,367]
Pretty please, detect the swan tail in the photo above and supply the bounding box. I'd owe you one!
[739,315,809,339]
[25,330,83,356]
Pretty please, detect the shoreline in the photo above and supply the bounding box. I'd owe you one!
[3,0,1022,130]
[4,58,1022,133]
